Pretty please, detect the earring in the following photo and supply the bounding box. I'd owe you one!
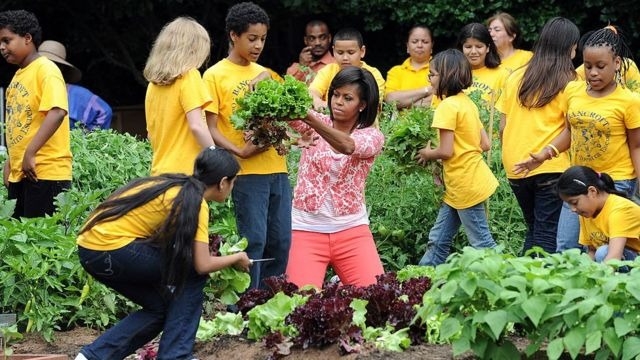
[359,108,363,112]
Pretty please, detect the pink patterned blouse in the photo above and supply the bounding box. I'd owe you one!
[290,111,384,216]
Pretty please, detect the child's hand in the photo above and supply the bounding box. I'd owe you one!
[233,252,251,272]
[249,71,272,91]
[312,98,328,113]
[416,141,433,166]
[21,151,38,182]
[512,150,549,176]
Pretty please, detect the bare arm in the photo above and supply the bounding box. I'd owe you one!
[205,112,264,159]
[3,160,9,187]
[480,128,491,152]
[416,129,454,165]
[192,242,250,274]
[603,237,628,262]
[385,86,433,109]
[626,127,640,186]
[22,107,67,182]
[303,111,355,154]
[186,108,214,149]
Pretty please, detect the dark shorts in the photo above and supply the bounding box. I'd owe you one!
[7,179,71,218]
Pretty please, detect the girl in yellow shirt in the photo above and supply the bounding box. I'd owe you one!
[416,49,498,266]
[557,166,640,263]
[75,148,250,360]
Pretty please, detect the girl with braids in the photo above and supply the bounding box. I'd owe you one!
[497,17,579,255]
[557,166,640,263]
[515,25,640,252]
[575,27,640,91]
[75,148,250,360]
[416,49,498,266]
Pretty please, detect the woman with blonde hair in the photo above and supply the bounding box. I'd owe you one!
[144,16,215,176]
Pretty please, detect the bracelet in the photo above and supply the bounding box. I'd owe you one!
[547,144,560,157]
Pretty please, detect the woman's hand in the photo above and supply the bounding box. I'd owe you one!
[234,252,251,272]
[295,129,320,148]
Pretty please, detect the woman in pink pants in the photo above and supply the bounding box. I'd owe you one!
[286,66,384,289]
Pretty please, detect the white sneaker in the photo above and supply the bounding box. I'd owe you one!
[75,353,88,360]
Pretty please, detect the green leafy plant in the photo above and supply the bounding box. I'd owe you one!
[1,324,22,359]
[415,247,640,359]
[231,75,312,155]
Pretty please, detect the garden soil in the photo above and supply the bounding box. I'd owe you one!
[9,327,458,359]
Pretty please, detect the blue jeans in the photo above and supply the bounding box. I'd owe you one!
[232,173,292,290]
[509,173,562,255]
[419,202,496,266]
[556,179,637,252]
[78,242,206,360]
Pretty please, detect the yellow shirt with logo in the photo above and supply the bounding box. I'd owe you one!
[499,49,533,74]
[496,67,570,178]
[203,59,287,175]
[467,66,508,105]
[565,81,640,180]
[579,194,640,252]
[309,62,386,101]
[433,92,498,209]
[146,68,211,176]
[77,184,209,251]
[5,56,71,182]
[385,57,430,94]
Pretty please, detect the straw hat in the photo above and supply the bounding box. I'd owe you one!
[38,40,82,83]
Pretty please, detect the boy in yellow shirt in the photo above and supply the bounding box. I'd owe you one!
[0,10,72,218]
[309,28,385,111]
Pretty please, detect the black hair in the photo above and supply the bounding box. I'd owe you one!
[0,10,42,46]
[225,2,269,40]
[557,165,628,198]
[457,23,501,69]
[518,17,579,108]
[306,19,329,31]
[333,28,364,48]
[407,25,432,41]
[328,66,379,129]
[430,49,472,99]
[583,25,634,83]
[80,148,240,293]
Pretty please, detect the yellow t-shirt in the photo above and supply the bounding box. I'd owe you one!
[77,184,209,251]
[385,57,430,94]
[565,81,640,180]
[579,194,640,252]
[5,56,72,182]
[496,67,570,178]
[432,92,498,209]
[203,59,287,175]
[576,58,640,91]
[146,68,212,176]
[309,62,386,101]
[499,49,533,74]
[467,66,508,104]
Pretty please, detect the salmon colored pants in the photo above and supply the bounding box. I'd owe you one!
[285,224,384,289]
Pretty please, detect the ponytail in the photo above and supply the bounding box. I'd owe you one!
[557,165,628,198]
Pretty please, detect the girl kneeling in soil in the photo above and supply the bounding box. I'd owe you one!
[416,49,498,266]
[557,165,640,263]
[75,148,250,360]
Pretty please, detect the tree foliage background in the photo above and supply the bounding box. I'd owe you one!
[1,0,638,107]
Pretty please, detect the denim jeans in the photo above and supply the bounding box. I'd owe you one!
[232,173,292,290]
[78,242,206,360]
[556,179,637,252]
[509,173,562,255]
[419,202,496,266]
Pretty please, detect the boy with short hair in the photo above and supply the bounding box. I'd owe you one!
[309,28,385,111]
[0,10,72,218]
[203,2,291,290]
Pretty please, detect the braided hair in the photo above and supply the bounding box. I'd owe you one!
[583,25,635,85]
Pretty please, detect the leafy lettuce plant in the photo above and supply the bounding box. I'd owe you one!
[231,75,312,155]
